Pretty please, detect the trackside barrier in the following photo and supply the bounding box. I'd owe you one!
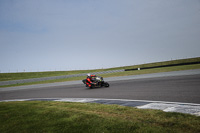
[0,69,125,86]
[125,61,200,71]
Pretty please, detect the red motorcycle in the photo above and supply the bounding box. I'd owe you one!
[82,76,109,89]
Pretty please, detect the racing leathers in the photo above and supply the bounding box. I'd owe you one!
[86,75,96,87]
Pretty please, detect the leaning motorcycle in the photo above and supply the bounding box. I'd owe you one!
[82,76,109,89]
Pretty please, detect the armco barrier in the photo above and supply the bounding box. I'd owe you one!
[0,69,124,86]
[125,61,200,71]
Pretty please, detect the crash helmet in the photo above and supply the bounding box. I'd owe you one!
[87,73,91,77]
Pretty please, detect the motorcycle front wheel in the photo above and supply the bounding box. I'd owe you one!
[104,82,109,87]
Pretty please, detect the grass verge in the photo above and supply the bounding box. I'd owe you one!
[1,64,200,88]
[1,57,200,81]
[0,101,199,133]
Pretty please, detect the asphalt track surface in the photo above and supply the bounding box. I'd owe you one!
[0,71,200,104]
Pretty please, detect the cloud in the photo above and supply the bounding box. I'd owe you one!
[0,0,200,72]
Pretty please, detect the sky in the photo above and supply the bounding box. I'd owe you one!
[0,0,200,73]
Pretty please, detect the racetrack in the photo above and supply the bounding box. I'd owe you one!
[1,72,200,104]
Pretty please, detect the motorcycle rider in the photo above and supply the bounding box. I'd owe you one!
[86,73,96,87]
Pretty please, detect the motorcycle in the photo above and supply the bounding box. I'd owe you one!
[82,76,109,88]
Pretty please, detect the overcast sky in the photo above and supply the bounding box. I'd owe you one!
[0,0,200,73]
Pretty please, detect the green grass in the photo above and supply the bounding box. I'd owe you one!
[0,57,200,88]
[100,63,200,77]
[1,64,200,88]
[121,57,200,70]
[1,57,200,81]
[0,69,106,81]
[0,76,86,88]
[0,101,199,133]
